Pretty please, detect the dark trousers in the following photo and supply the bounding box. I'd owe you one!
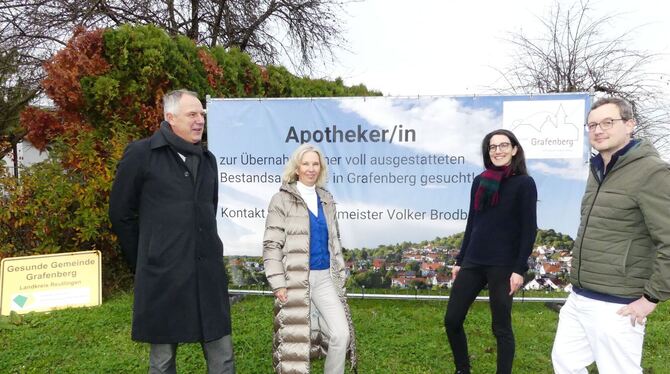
[148,335,235,374]
[444,265,515,374]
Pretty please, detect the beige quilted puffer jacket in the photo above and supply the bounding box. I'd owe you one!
[263,182,357,373]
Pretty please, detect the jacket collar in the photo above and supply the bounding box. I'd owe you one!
[149,128,170,150]
[147,127,211,159]
[591,139,639,179]
[281,182,334,205]
[590,139,662,182]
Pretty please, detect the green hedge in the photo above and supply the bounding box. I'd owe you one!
[0,24,380,294]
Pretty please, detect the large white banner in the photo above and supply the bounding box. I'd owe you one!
[207,94,591,256]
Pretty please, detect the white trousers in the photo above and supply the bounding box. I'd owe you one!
[309,269,350,374]
[552,292,645,374]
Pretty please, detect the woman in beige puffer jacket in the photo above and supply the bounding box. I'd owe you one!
[263,143,357,374]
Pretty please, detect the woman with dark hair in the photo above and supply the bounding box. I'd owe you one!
[444,129,537,374]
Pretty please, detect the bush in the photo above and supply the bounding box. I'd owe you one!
[0,24,380,294]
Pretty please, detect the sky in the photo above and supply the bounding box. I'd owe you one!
[314,0,670,97]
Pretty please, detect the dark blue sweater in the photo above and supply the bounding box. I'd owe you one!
[456,174,538,274]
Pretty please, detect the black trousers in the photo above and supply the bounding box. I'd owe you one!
[444,265,515,374]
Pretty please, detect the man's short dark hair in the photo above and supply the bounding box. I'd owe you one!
[590,97,634,121]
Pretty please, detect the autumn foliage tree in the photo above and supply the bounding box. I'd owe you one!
[0,24,378,293]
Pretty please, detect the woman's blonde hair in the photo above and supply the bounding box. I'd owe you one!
[282,143,329,187]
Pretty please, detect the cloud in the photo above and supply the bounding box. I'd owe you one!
[338,97,499,166]
[529,159,589,181]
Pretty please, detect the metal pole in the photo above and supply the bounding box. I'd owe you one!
[228,288,568,303]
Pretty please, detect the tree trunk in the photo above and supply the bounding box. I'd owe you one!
[12,141,18,178]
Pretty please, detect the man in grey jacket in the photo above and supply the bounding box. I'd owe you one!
[552,97,670,374]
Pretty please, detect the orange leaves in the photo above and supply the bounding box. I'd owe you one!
[22,27,109,150]
[21,107,93,152]
[42,27,110,113]
[20,107,63,151]
[198,49,225,90]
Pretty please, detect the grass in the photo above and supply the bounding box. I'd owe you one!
[1,293,669,373]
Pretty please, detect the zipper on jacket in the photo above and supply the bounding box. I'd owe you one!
[576,162,604,288]
[577,145,639,289]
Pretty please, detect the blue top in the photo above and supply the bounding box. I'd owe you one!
[572,286,636,304]
[456,174,538,274]
[309,196,330,270]
[590,139,640,182]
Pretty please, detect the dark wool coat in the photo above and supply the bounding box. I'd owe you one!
[109,130,231,343]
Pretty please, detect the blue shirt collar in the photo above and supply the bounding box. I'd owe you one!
[591,139,639,177]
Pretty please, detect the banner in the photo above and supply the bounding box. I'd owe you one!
[207,94,591,256]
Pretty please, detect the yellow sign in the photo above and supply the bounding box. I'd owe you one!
[0,251,102,316]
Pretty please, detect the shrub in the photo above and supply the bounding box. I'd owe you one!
[0,24,379,294]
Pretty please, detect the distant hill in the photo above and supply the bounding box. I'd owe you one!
[344,228,574,261]
[534,229,574,249]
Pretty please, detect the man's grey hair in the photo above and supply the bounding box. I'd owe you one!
[590,97,635,121]
[282,143,329,187]
[163,89,199,119]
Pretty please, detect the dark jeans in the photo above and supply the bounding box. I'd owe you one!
[444,265,515,374]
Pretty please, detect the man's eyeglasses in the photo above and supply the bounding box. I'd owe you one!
[488,142,512,153]
[585,118,626,132]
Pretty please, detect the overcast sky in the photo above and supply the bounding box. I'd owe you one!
[312,0,670,96]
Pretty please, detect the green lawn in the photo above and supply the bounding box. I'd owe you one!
[1,293,668,373]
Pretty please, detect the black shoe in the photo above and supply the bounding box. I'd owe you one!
[454,369,470,374]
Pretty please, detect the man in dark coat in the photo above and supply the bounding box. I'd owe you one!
[109,89,234,373]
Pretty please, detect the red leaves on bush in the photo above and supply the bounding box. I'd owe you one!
[22,27,109,150]
[138,102,163,133]
[42,27,110,114]
[21,108,63,151]
[198,49,225,90]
